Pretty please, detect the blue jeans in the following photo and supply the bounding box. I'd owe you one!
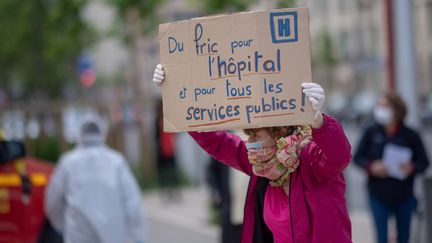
[369,194,417,243]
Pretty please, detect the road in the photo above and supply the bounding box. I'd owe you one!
[149,219,218,243]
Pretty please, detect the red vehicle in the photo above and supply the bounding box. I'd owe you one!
[0,140,59,243]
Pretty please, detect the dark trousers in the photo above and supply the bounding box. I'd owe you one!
[38,219,63,243]
[369,194,416,243]
[222,223,243,243]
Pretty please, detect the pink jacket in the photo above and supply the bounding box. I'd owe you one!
[189,115,352,243]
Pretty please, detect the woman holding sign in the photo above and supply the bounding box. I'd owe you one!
[354,93,430,243]
[153,64,352,243]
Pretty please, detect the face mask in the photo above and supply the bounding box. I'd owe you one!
[245,136,272,151]
[252,157,285,180]
[374,106,394,125]
[247,136,276,165]
[246,141,263,150]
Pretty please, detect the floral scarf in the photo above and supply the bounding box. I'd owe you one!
[249,126,312,187]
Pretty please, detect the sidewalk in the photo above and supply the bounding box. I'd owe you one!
[142,186,219,238]
[350,210,374,243]
[142,186,374,242]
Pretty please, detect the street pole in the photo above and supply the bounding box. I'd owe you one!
[384,0,395,91]
[393,4,430,243]
[393,0,420,127]
[423,177,432,243]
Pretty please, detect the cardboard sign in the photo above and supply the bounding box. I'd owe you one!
[159,8,313,132]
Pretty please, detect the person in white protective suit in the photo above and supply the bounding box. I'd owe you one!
[45,116,147,243]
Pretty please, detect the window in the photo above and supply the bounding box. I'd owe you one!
[356,28,366,58]
[340,31,349,59]
[339,0,347,13]
[357,0,372,10]
[427,3,432,36]
[370,26,379,56]
[429,56,432,92]
[319,0,328,13]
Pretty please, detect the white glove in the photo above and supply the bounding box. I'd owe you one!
[301,82,325,119]
[152,64,165,86]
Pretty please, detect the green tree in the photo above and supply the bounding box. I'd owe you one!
[108,0,161,100]
[0,0,92,99]
[107,0,162,187]
[109,0,161,36]
[316,30,337,66]
[276,0,296,9]
[197,0,294,14]
[200,0,252,13]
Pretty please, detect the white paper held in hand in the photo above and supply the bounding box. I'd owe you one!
[382,143,412,180]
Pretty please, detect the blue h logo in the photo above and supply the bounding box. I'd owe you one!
[278,18,291,37]
[270,12,298,43]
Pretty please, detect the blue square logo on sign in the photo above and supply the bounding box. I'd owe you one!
[270,12,298,43]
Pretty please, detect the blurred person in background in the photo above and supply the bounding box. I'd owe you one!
[206,157,231,241]
[354,93,430,243]
[206,157,243,243]
[153,65,353,243]
[45,116,147,243]
[155,100,181,201]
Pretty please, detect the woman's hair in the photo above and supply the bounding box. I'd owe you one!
[384,92,407,124]
[243,126,299,140]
